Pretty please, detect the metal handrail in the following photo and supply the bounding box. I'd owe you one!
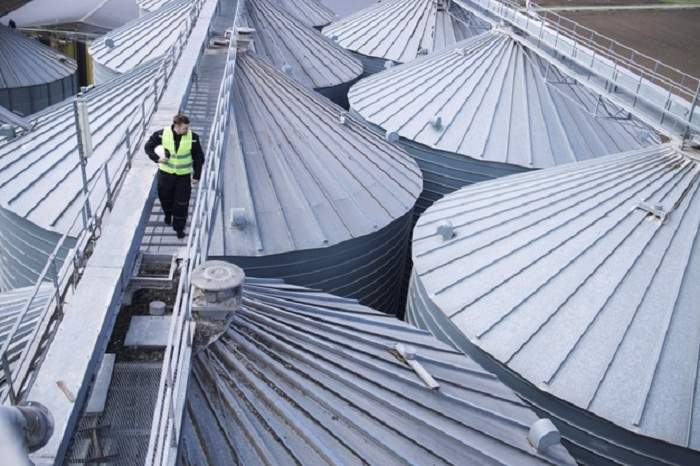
[456,0,700,138]
[144,1,244,464]
[0,0,204,406]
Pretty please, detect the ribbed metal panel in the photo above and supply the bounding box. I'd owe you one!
[0,59,161,234]
[0,206,73,292]
[0,0,139,32]
[209,52,422,312]
[178,279,576,466]
[350,30,659,212]
[241,0,362,93]
[91,61,121,85]
[89,0,194,78]
[322,0,490,65]
[269,0,335,28]
[137,0,177,13]
[0,284,52,396]
[407,144,700,465]
[0,24,77,115]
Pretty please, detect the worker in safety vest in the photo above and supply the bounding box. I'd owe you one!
[144,113,204,239]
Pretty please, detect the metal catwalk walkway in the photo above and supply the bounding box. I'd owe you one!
[139,50,230,256]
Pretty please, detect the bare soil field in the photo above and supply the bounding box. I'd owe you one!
[565,9,700,79]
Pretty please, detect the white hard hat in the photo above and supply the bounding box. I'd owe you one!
[155,145,165,158]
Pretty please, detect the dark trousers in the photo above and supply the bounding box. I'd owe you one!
[157,171,191,232]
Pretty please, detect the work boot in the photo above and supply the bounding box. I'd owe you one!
[176,229,186,239]
[164,213,172,225]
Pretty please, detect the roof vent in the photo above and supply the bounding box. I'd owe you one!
[636,201,668,223]
[384,60,396,70]
[528,419,561,453]
[282,63,293,75]
[191,261,245,350]
[338,112,348,125]
[417,47,428,56]
[230,208,247,229]
[430,115,442,130]
[437,221,455,240]
[235,27,255,52]
[104,38,115,49]
[385,131,399,143]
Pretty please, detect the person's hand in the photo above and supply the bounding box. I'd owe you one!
[157,157,168,163]
[192,178,199,187]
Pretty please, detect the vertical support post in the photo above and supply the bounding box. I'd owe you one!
[125,126,133,169]
[49,254,63,315]
[2,353,17,405]
[103,164,113,209]
[73,97,93,219]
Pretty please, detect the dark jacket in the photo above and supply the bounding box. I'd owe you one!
[144,126,205,180]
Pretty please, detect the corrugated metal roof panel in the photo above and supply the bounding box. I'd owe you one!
[349,30,658,170]
[0,0,138,31]
[270,0,335,28]
[179,278,576,466]
[211,52,421,258]
[89,0,193,76]
[322,0,490,64]
[209,52,421,311]
[0,283,52,396]
[0,59,161,234]
[0,205,73,292]
[0,24,76,89]
[408,144,700,464]
[137,0,177,13]
[241,0,362,91]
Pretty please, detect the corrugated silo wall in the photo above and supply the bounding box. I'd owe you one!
[0,73,77,116]
[92,62,122,85]
[220,211,413,314]
[353,52,391,75]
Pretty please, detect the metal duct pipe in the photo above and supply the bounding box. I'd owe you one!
[0,402,54,466]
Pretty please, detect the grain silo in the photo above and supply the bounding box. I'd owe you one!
[241,0,363,106]
[269,0,335,29]
[407,144,700,465]
[0,284,52,398]
[89,0,195,83]
[209,50,422,314]
[322,0,490,74]
[349,29,660,213]
[179,276,576,466]
[0,24,77,115]
[0,59,161,236]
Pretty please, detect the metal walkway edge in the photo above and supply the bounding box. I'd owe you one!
[455,0,700,143]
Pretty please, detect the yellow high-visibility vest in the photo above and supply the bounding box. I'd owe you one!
[159,126,193,175]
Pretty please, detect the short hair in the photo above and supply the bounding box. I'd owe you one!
[173,113,190,125]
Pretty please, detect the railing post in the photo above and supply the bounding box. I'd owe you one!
[73,98,93,219]
[125,126,133,169]
[104,164,113,209]
[2,353,17,405]
[49,254,63,315]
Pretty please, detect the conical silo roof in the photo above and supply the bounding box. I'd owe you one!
[137,0,177,13]
[179,278,576,466]
[0,283,52,398]
[0,24,77,115]
[407,144,700,465]
[0,58,161,235]
[349,29,658,212]
[0,205,73,292]
[89,0,194,81]
[269,0,335,28]
[0,24,76,89]
[241,0,362,93]
[210,52,422,311]
[322,0,490,66]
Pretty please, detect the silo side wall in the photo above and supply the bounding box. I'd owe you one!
[218,211,414,314]
[0,73,77,116]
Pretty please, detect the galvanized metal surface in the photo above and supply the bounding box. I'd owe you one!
[0,284,52,397]
[322,0,490,65]
[0,58,161,234]
[209,52,421,310]
[179,278,576,466]
[89,0,195,78]
[0,24,76,88]
[0,24,77,115]
[407,144,700,465]
[0,206,73,292]
[138,0,179,13]
[241,0,362,91]
[0,0,139,31]
[269,0,334,28]
[350,29,658,170]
